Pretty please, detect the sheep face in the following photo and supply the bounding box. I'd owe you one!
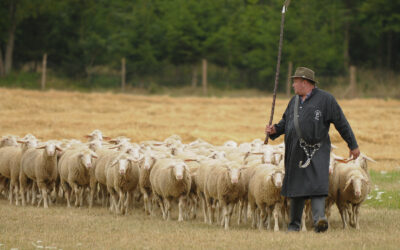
[344,174,367,198]
[0,136,18,147]
[112,158,130,175]
[169,162,187,180]
[141,155,155,170]
[37,143,62,157]
[79,151,97,169]
[223,165,242,184]
[88,140,102,152]
[262,150,275,164]
[271,170,283,188]
[126,147,141,160]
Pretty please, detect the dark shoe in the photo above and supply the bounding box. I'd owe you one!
[314,218,328,233]
[286,226,300,233]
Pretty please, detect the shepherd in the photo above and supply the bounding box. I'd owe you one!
[265,67,360,232]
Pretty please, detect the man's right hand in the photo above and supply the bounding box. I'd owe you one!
[265,125,277,135]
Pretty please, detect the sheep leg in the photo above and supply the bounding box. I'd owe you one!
[124,191,131,215]
[301,210,307,231]
[178,195,185,222]
[143,192,150,215]
[109,189,119,214]
[200,194,208,223]
[354,205,360,230]
[13,183,19,206]
[250,203,257,229]
[19,174,27,206]
[237,200,243,225]
[338,205,348,229]
[224,203,234,230]
[37,181,49,208]
[259,205,267,230]
[206,197,214,224]
[32,182,40,205]
[164,198,171,221]
[273,203,281,232]
[119,191,125,214]
[79,187,85,207]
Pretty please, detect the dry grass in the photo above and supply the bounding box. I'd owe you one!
[1,199,400,250]
[0,88,400,249]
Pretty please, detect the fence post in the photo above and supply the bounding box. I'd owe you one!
[121,57,126,91]
[286,61,293,97]
[202,58,207,95]
[349,65,357,98]
[41,53,47,90]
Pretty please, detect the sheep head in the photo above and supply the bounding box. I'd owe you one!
[110,155,132,175]
[270,169,284,188]
[36,143,62,157]
[79,150,98,169]
[344,173,368,198]
[88,140,102,152]
[222,162,243,184]
[0,135,18,147]
[167,162,188,181]
[140,153,156,170]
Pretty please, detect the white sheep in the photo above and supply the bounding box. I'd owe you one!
[84,129,111,142]
[150,158,191,221]
[204,160,244,229]
[248,165,284,231]
[58,147,98,207]
[19,142,62,208]
[138,150,159,215]
[106,153,140,215]
[0,137,38,205]
[0,135,18,148]
[328,156,373,230]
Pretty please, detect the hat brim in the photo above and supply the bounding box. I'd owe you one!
[291,75,318,84]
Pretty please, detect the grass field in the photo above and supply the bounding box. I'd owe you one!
[0,88,399,249]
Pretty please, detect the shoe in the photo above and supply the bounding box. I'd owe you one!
[314,218,328,233]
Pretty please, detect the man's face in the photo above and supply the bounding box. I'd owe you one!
[292,78,305,95]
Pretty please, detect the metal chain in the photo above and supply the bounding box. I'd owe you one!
[298,138,321,168]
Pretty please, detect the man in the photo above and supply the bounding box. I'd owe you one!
[265,67,360,232]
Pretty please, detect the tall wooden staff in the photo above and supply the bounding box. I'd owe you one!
[264,0,291,144]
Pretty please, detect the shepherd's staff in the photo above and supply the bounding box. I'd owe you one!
[264,0,291,144]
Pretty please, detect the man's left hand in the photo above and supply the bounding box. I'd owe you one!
[349,147,360,160]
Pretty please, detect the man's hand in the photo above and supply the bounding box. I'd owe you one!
[349,147,360,160]
[265,125,277,135]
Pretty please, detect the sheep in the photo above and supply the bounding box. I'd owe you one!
[247,165,284,231]
[106,153,140,215]
[58,148,98,207]
[0,138,38,206]
[204,160,244,229]
[19,142,62,208]
[193,158,217,223]
[138,151,158,215]
[149,158,191,221]
[84,129,111,142]
[328,157,372,230]
[92,148,123,207]
[0,135,18,148]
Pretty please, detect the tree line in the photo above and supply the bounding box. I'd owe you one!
[0,0,399,90]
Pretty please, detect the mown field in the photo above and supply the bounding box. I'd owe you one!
[0,88,399,249]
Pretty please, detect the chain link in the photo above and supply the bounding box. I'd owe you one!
[298,138,321,168]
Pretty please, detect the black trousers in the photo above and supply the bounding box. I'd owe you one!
[288,196,327,231]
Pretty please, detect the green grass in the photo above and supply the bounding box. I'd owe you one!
[365,170,400,209]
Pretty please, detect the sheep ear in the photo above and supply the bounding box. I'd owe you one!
[363,155,377,163]
[167,165,175,169]
[17,140,27,144]
[110,159,119,167]
[36,145,46,149]
[84,135,92,139]
[103,136,112,141]
[91,153,98,159]
[344,177,353,191]
[56,145,63,151]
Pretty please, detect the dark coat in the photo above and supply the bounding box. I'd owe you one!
[270,88,358,198]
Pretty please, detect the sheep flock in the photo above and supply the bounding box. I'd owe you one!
[0,130,376,231]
